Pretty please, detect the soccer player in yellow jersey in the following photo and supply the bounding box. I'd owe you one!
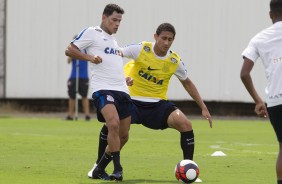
[88,23,212,180]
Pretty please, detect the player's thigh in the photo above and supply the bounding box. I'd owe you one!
[101,104,120,129]
[119,116,131,141]
[133,100,176,129]
[93,90,132,125]
[167,109,192,131]
[116,92,132,120]
[120,116,131,133]
[92,90,118,122]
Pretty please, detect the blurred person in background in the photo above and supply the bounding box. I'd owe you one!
[66,35,91,121]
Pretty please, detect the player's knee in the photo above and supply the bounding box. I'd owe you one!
[105,118,119,132]
[68,92,76,99]
[107,123,119,133]
[80,92,87,98]
[105,113,119,124]
[173,119,192,132]
[181,120,193,131]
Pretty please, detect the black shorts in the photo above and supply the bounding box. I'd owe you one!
[92,90,133,122]
[267,104,282,142]
[131,100,177,130]
[67,78,89,99]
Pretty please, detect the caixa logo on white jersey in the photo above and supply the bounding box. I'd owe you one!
[104,47,122,56]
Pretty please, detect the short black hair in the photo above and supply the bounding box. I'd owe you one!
[156,23,176,38]
[270,0,282,16]
[103,4,124,16]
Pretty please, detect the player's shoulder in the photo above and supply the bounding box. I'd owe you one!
[124,42,142,48]
[139,41,153,53]
[80,26,105,41]
[122,42,143,52]
[141,41,153,47]
[169,50,181,60]
[165,50,181,65]
[250,25,274,44]
[85,26,102,34]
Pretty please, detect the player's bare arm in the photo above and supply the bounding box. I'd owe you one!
[240,57,268,117]
[65,43,102,64]
[180,77,213,128]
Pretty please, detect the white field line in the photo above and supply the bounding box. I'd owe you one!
[207,142,277,155]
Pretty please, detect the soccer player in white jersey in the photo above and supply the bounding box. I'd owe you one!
[88,23,212,182]
[241,0,282,183]
[65,4,132,181]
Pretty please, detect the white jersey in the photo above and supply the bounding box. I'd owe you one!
[121,43,188,80]
[242,21,282,107]
[72,26,128,94]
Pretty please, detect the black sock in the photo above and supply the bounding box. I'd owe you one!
[181,130,195,160]
[111,151,122,172]
[97,152,112,170]
[96,125,108,164]
[278,180,282,184]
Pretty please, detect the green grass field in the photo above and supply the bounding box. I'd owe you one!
[0,116,278,184]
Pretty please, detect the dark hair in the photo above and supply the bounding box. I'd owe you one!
[103,4,124,16]
[270,0,282,16]
[156,23,176,38]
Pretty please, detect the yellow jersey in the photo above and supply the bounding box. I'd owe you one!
[124,42,181,100]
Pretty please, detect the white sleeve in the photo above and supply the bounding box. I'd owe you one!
[72,27,95,50]
[121,43,143,60]
[241,37,259,62]
[175,61,188,81]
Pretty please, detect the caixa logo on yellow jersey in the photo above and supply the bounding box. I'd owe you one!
[104,47,122,56]
[138,68,164,85]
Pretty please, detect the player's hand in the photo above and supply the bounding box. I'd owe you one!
[254,102,268,118]
[202,109,212,128]
[125,77,133,86]
[67,57,72,64]
[90,55,103,64]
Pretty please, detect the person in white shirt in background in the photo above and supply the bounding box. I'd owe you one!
[241,0,282,183]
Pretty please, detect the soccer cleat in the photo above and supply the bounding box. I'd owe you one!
[65,116,74,121]
[110,170,123,181]
[87,163,97,178]
[85,115,91,121]
[91,167,110,180]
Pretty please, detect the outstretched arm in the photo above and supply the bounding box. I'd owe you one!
[240,57,267,117]
[180,77,212,128]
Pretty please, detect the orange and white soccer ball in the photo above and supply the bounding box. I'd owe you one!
[175,159,200,183]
